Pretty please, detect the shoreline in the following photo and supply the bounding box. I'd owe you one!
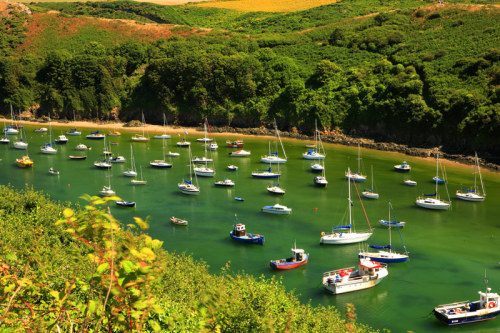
[12,118,500,172]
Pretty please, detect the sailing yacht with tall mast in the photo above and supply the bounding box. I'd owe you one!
[153,113,171,139]
[345,144,366,182]
[314,159,328,187]
[261,119,287,164]
[13,126,28,150]
[99,161,115,197]
[131,113,150,142]
[193,123,215,176]
[320,168,373,244]
[131,166,147,185]
[123,144,138,177]
[41,117,57,154]
[302,120,325,160]
[362,165,379,199]
[415,153,451,210]
[178,146,200,195]
[5,104,19,135]
[150,137,172,168]
[456,152,486,202]
[205,119,218,150]
[267,161,285,194]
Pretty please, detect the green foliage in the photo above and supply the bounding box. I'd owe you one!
[0,186,375,332]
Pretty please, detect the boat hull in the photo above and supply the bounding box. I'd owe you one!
[302,152,325,160]
[362,191,379,199]
[456,192,485,202]
[252,173,280,179]
[358,252,409,263]
[260,156,287,164]
[323,268,388,294]
[379,220,405,228]
[69,155,86,160]
[262,206,291,215]
[320,232,372,245]
[270,255,309,270]
[433,307,500,325]
[415,198,450,210]
[230,232,264,245]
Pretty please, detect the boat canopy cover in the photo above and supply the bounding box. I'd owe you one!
[184,180,192,184]
[333,224,351,230]
[369,245,391,249]
[461,188,476,193]
[306,149,317,154]
[272,183,280,187]
[270,152,278,156]
[365,189,373,192]
[258,167,272,172]
[424,192,436,196]
[91,130,100,134]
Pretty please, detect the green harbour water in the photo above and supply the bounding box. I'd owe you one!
[2,125,500,332]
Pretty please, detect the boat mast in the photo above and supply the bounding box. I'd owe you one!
[435,153,439,200]
[357,144,361,174]
[275,119,287,160]
[476,152,486,196]
[348,168,352,234]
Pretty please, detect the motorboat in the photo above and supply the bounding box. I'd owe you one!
[94,159,112,169]
[322,258,388,294]
[227,164,238,171]
[69,155,86,160]
[54,135,68,144]
[262,204,291,215]
[168,151,180,157]
[404,179,417,186]
[110,156,126,163]
[34,127,48,133]
[314,175,328,187]
[433,285,500,325]
[394,161,411,172]
[229,215,264,245]
[150,160,172,168]
[229,150,251,157]
[214,179,235,187]
[270,243,309,270]
[311,163,323,172]
[226,140,243,148]
[75,143,90,150]
[16,155,33,168]
[267,184,285,195]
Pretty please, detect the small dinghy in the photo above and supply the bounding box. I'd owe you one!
[214,179,235,187]
[235,197,244,202]
[115,201,136,207]
[170,216,188,226]
[227,164,238,171]
[404,179,417,186]
[48,167,59,175]
[69,155,87,160]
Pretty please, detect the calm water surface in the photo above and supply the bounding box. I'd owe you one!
[1,126,500,332]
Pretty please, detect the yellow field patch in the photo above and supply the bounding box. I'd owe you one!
[193,0,340,12]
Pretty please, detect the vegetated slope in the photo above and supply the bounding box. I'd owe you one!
[193,0,340,12]
[1,0,499,157]
[0,186,375,332]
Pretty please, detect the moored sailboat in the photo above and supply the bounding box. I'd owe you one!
[261,119,287,164]
[415,153,450,210]
[456,152,486,202]
[362,165,379,199]
[345,144,366,182]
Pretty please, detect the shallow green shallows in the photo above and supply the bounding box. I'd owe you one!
[1,126,500,332]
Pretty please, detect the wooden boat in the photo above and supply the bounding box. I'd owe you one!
[69,155,86,160]
[394,161,411,172]
[115,201,136,207]
[270,243,309,270]
[229,215,264,245]
[262,204,291,215]
[433,279,500,325]
[226,140,243,148]
[16,155,33,168]
[322,258,388,294]
[170,216,188,226]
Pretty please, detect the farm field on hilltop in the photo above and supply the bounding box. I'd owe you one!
[193,0,340,12]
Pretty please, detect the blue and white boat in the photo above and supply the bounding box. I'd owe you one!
[115,201,136,207]
[252,167,280,179]
[433,277,500,325]
[87,130,105,140]
[394,161,411,172]
[433,176,446,184]
[229,215,264,245]
[345,144,366,182]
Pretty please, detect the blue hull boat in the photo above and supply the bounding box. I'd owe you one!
[230,232,264,245]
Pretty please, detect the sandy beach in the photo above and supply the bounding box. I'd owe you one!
[11,118,498,172]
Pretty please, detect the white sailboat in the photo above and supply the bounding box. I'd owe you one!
[99,163,115,197]
[345,144,366,182]
[320,168,373,244]
[193,125,214,177]
[362,165,379,199]
[94,138,112,169]
[415,153,451,210]
[13,127,28,150]
[178,146,200,195]
[302,120,325,160]
[1,119,10,143]
[41,117,57,154]
[314,159,328,187]
[359,202,409,263]
[205,119,218,150]
[153,113,171,139]
[456,152,486,202]
[261,119,287,164]
[4,104,19,135]
[123,144,138,177]
[267,161,285,194]
[131,166,147,185]
[150,137,172,168]
[66,111,81,136]
[131,113,150,142]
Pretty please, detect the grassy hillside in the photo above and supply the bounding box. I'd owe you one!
[0,186,376,332]
[1,0,499,156]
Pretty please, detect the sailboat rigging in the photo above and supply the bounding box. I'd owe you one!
[123,144,138,177]
[131,112,150,142]
[261,119,287,164]
[178,145,200,195]
[153,113,171,139]
[362,165,379,199]
[415,153,451,210]
[41,116,57,154]
[302,120,325,160]
[456,152,486,202]
[345,144,366,182]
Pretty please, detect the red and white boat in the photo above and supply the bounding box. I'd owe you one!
[270,243,309,270]
[226,140,243,148]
